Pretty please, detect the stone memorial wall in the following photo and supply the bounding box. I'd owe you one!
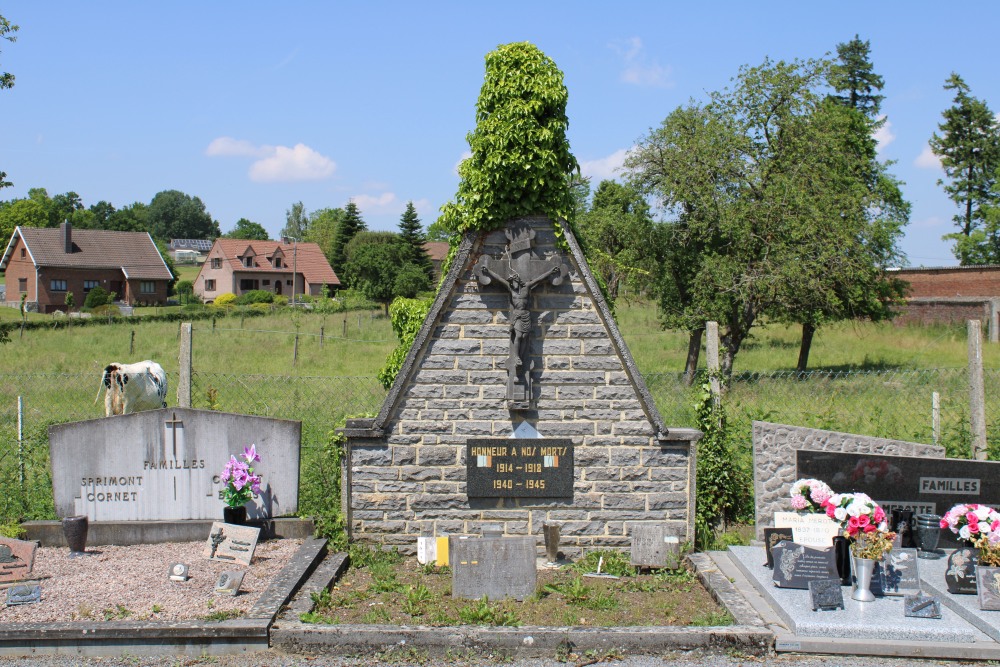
[343,217,700,554]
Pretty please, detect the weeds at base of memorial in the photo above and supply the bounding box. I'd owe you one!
[300,546,731,628]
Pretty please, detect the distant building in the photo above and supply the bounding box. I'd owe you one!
[0,222,173,313]
[168,239,212,265]
[423,241,449,281]
[892,265,1000,333]
[194,239,340,303]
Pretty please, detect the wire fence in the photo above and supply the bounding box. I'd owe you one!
[3,366,1000,522]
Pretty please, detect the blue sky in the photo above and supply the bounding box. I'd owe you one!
[3,2,999,267]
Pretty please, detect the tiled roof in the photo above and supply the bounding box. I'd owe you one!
[423,241,450,262]
[2,226,173,279]
[211,238,340,285]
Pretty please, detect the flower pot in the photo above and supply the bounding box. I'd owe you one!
[977,565,1000,610]
[62,515,88,556]
[852,556,877,602]
[914,513,943,559]
[223,505,247,525]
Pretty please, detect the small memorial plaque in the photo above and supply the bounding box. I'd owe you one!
[203,522,260,566]
[168,562,190,582]
[905,592,942,619]
[763,528,795,568]
[466,438,573,498]
[880,548,920,596]
[808,579,844,611]
[6,583,41,605]
[214,570,245,596]
[451,536,536,600]
[978,567,1000,611]
[771,542,838,589]
[630,523,681,569]
[946,547,978,595]
[773,512,840,549]
[0,537,37,584]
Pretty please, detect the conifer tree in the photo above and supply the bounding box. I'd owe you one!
[397,201,434,281]
[331,201,367,282]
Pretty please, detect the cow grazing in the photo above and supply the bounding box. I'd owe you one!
[96,361,168,416]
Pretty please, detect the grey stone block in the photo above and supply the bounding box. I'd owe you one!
[417,446,459,465]
[456,357,495,370]
[462,325,509,338]
[451,536,537,601]
[573,357,623,371]
[453,421,494,436]
[420,356,457,369]
[400,466,443,481]
[609,448,642,466]
[583,468,620,481]
[410,494,468,511]
[351,468,399,481]
[574,448,610,466]
[603,494,647,510]
[648,494,688,510]
[440,309,495,324]
[414,370,469,384]
[353,447,392,466]
[583,340,614,354]
[444,385,482,399]
[641,449,689,467]
[594,386,635,400]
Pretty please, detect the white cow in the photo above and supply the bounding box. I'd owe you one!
[96,361,168,416]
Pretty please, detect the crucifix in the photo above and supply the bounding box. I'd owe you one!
[474,221,567,410]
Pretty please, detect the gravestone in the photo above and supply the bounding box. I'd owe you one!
[215,571,245,596]
[342,217,700,555]
[762,528,794,568]
[168,563,190,582]
[773,511,840,549]
[905,592,942,619]
[770,542,838,589]
[450,535,536,601]
[808,579,844,611]
[6,583,41,605]
[796,450,1000,548]
[0,537,37,583]
[978,568,1000,611]
[204,522,260,566]
[49,408,300,521]
[630,523,681,569]
[880,548,921,596]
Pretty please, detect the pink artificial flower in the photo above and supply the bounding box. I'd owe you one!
[243,444,261,464]
[791,495,808,510]
[863,524,877,533]
[848,516,861,530]
[857,514,870,528]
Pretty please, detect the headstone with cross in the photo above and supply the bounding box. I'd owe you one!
[474,221,567,410]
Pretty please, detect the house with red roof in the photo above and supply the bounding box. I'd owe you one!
[0,222,173,313]
[194,238,340,303]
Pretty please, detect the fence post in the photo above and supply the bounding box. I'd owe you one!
[178,322,192,408]
[18,395,24,487]
[706,321,721,409]
[293,333,299,366]
[932,391,941,447]
[343,319,347,338]
[129,329,135,356]
[320,326,324,348]
[968,320,988,459]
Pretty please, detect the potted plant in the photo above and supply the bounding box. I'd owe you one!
[941,503,1000,596]
[789,478,833,513]
[219,444,262,525]
[822,492,894,602]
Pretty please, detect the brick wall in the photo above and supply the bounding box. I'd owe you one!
[897,266,1000,298]
[345,218,699,556]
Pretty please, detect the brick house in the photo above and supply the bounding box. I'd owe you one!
[194,239,340,303]
[892,265,1000,334]
[0,222,173,313]
[423,241,449,281]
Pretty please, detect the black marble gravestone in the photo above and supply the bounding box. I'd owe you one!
[771,542,838,589]
[809,579,845,611]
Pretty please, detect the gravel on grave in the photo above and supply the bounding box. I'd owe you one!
[0,538,302,624]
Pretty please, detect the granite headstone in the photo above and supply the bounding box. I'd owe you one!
[880,548,921,596]
[808,579,845,611]
[763,528,795,568]
[977,567,1000,611]
[771,542,838,589]
[214,570,245,596]
[204,522,260,566]
[450,536,536,601]
[905,592,942,619]
[0,537,37,583]
[630,523,681,569]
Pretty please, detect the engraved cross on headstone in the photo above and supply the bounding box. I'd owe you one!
[474,221,567,410]
[164,412,183,459]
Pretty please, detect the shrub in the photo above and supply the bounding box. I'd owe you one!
[235,290,274,305]
[273,295,289,307]
[213,292,237,307]
[83,287,114,310]
[174,280,194,304]
[249,302,271,313]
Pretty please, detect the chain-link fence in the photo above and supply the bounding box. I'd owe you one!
[3,366,1000,522]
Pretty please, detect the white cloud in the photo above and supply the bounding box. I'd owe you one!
[206,137,336,182]
[352,192,399,214]
[611,37,673,88]
[580,148,629,182]
[873,117,895,152]
[915,144,942,169]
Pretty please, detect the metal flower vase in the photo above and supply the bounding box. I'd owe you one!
[852,557,877,602]
[62,515,89,557]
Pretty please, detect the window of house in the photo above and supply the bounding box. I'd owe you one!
[50,279,67,292]
[20,248,25,259]
[273,257,282,268]
[140,281,156,294]
[83,280,99,292]
[205,279,216,291]
[18,278,27,293]
[263,279,270,286]
[243,256,254,268]
[211,258,222,269]
[239,279,259,291]
[286,279,292,286]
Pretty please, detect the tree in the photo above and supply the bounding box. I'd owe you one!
[397,202,434,282]
[1,14,17,194]
[576,180,656,302]
[829,35,884,116]
[626,56,907,378]
[280,201,309,241]
[146,190,219,241]
[425,219,452,242]
[929,73,1000,264]
[342,231,427,314]
[331,200,367,279]
[49,191,83,227]
[0,198,48,241]
[89,200,117,227]
[223,217,270,240]
[304,207,344,265]
[105,201,147,232]
[438,42,579,235]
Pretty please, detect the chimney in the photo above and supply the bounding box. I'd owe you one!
[61,220,72,253]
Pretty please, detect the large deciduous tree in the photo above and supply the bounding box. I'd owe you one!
[331,200,367,278]
[146,190,219,241]
[397,201,434,282]
[304,207,344,266]
[343,231,429,314]
[280,201,309,241]
[1,13,18,194]
[929,73,1000,264]
[223,217,270,240]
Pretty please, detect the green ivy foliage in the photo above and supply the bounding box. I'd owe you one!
[438,42,579,236]
[378,296,433,389]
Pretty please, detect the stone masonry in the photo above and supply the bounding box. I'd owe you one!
[343,217,700,555]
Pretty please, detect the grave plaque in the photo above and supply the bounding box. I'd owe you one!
[466,438,573,498]
[905,592,942,619]
[214,571,245,596]
[773,511,840,549]
[946,547,978,595]
[771,542,838,589]
[451,536,536,600]
[6,583,41,605]
[978,568,1000,611]
[630,523,681,569]
[808,579,845,611]
[0,537,37,584]
[763,528,795,568]
[880,548,920,596]
[797,451,1000,548]
[168,563,190,582]
[203,522,260,566]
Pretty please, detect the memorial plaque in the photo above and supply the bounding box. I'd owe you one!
[763,528,795,568]
[773,512,840,549]
[630,523,681,569]
[880,548,920,596]
[451,536,536,600]
[466,438,573,498]
[6,583,41,606]
[168,562,190,582]
[203,522,260,566]
[214,570,245,596]
[797,451,1000,547]
[808,579,844,611]
[771,542,838,589]
[0,537,37,584]
[905,592,942,619]
[946,547,978,595]
[978,567,1000,611]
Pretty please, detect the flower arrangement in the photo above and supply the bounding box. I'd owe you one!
[941,503,1000,567]
[821,492,895,559]
[790,478,833,513]
[219,444,262,509]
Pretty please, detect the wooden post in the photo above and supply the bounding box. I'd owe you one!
[706,321,721,409]
[320,326,324,348]
[129,330,135,356]
[968,320,987,459]
[178,322,192,408]
[932,391,941,447]
[991,299,999,344]
[343,319,347,338]
[293,333,299,366]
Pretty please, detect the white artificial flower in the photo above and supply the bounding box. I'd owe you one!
[834,507,848,522]
[975,506,991,521]
[959,526,972,540]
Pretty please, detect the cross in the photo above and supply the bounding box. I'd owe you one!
[474,221,567,410]
[164,412,183,459]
